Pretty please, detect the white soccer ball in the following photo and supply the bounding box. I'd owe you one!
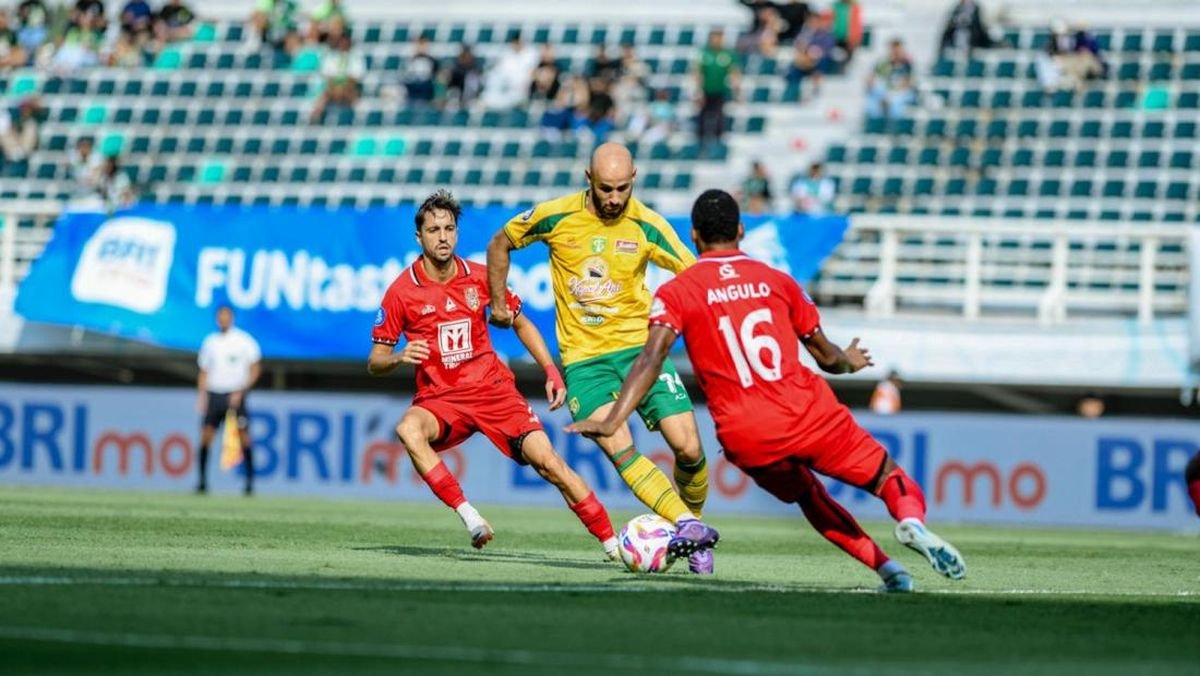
[617,514,677,573]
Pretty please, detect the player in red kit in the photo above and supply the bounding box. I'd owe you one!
[369,190,618,559]
[571,189,967,591]
[1187,450,1200,517]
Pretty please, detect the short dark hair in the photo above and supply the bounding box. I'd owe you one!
[691,189,740,244]
[415,189,462,231]
[216,304,233,315]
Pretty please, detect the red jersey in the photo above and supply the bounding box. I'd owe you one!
[650,250,839,464]
[372,256,522,398]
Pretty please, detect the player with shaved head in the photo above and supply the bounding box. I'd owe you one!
[487,143,720,573]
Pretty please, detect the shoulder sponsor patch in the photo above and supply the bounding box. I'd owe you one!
[649,297,666,318]
[615,239,639,255]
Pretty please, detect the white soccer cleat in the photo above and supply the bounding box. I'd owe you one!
[602,537,620,562]
[469,522,494,550]
[894,517,966,580]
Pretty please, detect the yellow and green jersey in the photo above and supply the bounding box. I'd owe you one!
[503,191,695,365]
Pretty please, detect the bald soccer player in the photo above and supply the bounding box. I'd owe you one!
[486,143,719,573]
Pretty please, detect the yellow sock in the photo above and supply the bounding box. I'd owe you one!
[673,456,709,518]
[612,446,691,523]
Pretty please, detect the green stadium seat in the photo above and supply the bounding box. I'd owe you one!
[864,117,886,135]
[1169,150,1193,169]
[1138,150,1161,168]
[1082,90,1106,108]
[924,117,947,137]
[1165,182,1190,200]
[1012,148,1033,167]
[916,146,939,166]
[1007,179,1029,196]
[948,146,971,167]
[855,146,878,164]
[1117,62,1142,81]
[1038,179,1062,197]
[1070,180,1094,197]
[464,169,483,186]
[882,177,904,196]
[1121,32,1145,52]
[980,147,1003,168]
[642,172,662,189]
[1079,120,1102,138]
[945,177,966,195]
[886,147,909,165]
[1047,120,1071,138]
[965,60,985,78]
[1182,63,1200,80]
[1102,180,1125,198]
[989,90,1012,109]
[1051,89,1075,108]
[1148,62,1173,81]
[1142,120,1165,138]
[1179,93,1199,109]
[522,169,542,187]
[672,173,693,190]
[493,169,512,186]
[552,170,573,187]
[185,137,205,153]
[1133,181,1157,199]
[1110,121,1133,138]
[913,178,935,196]
[82,104,107,125]
[985,119,1008,140]
[954,119,978,138]
[1020,90,1043,108]
[1106,149,1129,168]
[976,177,997,196]
[827,145,846,163]
[1176,121,1196,137]
[933,60,954,77]
[1043,149,1065,167]
[1113,90,1137,108]
[1185,31,1200,51]
[851,176,873,196]
[995,60,1017,79]
[1016,119,1039,138]
[1074,149,1097,167]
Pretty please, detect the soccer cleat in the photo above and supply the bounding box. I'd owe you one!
[602,537,620,562]
[688,549,714,575]
[894,518,966,580]
[469,522,494,550]
[878,569,914,593]
[667,519,720,558]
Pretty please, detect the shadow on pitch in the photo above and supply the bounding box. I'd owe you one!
[351,545,615,571]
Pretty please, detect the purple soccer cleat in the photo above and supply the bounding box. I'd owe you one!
[688,549,714,575]
[668,518,720,559]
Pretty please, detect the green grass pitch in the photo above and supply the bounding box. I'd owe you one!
[0,486,1196,675]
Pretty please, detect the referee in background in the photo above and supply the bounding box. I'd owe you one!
[195,305,262,495]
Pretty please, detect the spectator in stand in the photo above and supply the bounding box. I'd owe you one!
[626,87,675,146]
[15,0,50,61]
[742,160,772,209]
[830,0,863,63]
[65,136,104,209]
[865,39,915,120]
[1037,20,1105,92]
[307,0,347,44]
[870,370,903,415]
[52,12,104,73]
[480,31,537,111]
[939,0,993,55]
[71,0,107,32]
[589,44,620,82]
[120,0,154,39]
[612,44,650,127]
[97,153,136,213]
[695,30,739,148]
[0,97,40,167]
[104,29,145,67]
[777,1,811,43]
[786,12,836,97]
[539,74,585,141]
[790,161,836,215]
[573,77,616,144]
[402,35,439,109]
[251,0,300,58]
[529,43,562,103]
[155,0,196,44]
[0,10,28,69]
[736,4,782,61]
[737,0,774,34]
[443,43,481,108]
[310,32,365,123]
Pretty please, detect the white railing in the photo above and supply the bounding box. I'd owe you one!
[815,216,1191,325]
[0,201,62,313]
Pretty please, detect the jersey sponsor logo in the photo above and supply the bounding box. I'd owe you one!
[568,256,623,303]
[649,297,666,318]
[374,307,385,326]
[718,263,739,280]
[69,216,177,314]
[568,397,580,415]
[590,236,607,254]
[707,282,771,305]
[445,297,457,312]
[421,304,436,315]
[615,239,639,255]
[519,206,535,221]
[465,287,480,311]
[582,314,605,326]
[437,319,474,368]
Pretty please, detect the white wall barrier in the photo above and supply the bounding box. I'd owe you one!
[0,383,1196,530]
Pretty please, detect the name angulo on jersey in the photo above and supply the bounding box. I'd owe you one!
[707,282,772,305]
[437,319,474,369]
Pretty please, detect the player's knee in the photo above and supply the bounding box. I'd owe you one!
[395,416,427,447]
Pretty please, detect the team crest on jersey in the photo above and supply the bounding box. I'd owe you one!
[568,397,580,415]
[465,287,480,311]
[718,263,739,280]
[421,304,436,315]
[374,307,385,326]
[590,236,607,253]
[615,239,639,255]
[445,297,457,312]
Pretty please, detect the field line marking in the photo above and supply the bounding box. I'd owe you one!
[0,575,1195,597]
[0,625,814,675]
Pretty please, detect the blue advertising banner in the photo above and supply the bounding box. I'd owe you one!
[14,205,848,360]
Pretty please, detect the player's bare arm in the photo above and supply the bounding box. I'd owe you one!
[196,369,208,413]
[366,340,430,376]
[802,330,874,374]
[567,325,676,438]
[485,231,516,328]
[511,313,567,410]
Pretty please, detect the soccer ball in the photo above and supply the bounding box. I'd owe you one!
[617,514,677,573]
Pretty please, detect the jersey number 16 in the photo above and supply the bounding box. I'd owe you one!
[718,309,782,388]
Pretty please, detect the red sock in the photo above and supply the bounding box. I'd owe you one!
[1189,480,1200,517]
[570,492,615,542]
[797,472,890,571]
[422,461,466,510]
[877,466,927,523]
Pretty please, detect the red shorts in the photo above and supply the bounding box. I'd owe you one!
[413,380,543,463]
[717,382,888,490]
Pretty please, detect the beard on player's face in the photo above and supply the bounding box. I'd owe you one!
[418,229,457,266]
[590,186,629,220]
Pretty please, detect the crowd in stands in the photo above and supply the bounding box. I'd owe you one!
[737,0,864,99]
[737,158,837,216]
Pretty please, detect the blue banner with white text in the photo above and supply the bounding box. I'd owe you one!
[14,205,849,360]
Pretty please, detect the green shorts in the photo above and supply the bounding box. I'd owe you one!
[564,346,694,430]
